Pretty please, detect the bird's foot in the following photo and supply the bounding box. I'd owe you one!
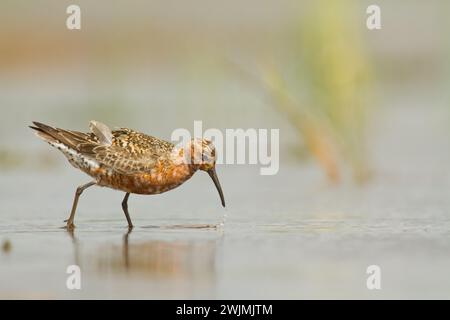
[65,222,75,230]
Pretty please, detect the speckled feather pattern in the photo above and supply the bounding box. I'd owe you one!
[31,123,197,195]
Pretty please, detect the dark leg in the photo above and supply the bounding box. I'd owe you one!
[122,192,134,229]
[65,181,96,230]
[123,228,132,270]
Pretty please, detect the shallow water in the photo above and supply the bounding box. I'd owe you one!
[2,154,450,299]
[1,80,450,298]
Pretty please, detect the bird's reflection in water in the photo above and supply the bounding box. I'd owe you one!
[111,230,218,279]
[66,225,220,283]
[66,228,220,297]
[72,228,220,281]
[67,228,81,267]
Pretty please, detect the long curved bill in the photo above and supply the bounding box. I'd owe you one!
[207,168,226,207]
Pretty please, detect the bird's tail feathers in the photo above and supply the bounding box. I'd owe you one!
[29,122,61,144]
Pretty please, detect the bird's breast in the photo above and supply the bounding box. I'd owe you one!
[96,163,197,195]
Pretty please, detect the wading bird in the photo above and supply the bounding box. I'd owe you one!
[30,121,225,230]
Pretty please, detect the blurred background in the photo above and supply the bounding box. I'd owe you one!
[1,0,450,299]
[0,0,449,181]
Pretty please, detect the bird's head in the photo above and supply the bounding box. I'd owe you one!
[190,138,225,207]
[190,139,215,171]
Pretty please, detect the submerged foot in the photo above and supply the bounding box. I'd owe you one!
[65,222,75,230]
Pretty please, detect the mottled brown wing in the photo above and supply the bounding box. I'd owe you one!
[92,128,174,175]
